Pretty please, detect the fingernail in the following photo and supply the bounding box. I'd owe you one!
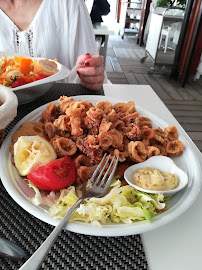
[86,53,90,56]
[84,62,90,67]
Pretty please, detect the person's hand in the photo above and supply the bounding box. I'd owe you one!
[76,53,105,90]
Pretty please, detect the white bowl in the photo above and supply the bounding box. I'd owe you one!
[0,56,70,104]
[124,156,188,196]
[0,87,18,130]
[0,87,18,145]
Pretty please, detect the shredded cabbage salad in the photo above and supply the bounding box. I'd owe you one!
[28,180,166,225]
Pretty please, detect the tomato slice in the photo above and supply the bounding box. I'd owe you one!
[27,156,77,191]
[37,74,48,80]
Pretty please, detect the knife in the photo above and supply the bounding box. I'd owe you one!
[0,237,25,261]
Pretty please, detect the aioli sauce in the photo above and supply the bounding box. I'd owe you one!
[133,167,179,191]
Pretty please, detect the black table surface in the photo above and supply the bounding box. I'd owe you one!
[0,83,148,270]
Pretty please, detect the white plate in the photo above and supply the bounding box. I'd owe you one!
[0,95,201,237]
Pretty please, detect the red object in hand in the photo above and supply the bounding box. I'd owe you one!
[37,74,48,80]
[11,77,27,88]
[27,156,77,191]
[84,61,90,67]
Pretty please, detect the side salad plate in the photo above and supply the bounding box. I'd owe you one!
[0,95,201,237]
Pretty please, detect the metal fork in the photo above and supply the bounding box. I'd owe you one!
[19,154,119,270]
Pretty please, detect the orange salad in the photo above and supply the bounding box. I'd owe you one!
[0,54,58,88]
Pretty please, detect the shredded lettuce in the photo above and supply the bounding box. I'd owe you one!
[28,180,166,225]
[28,181,75,208]
[28,181,44,206]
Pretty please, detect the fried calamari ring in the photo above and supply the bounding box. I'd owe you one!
[114,148,128,162]
[99,118,113,133]
[128,141,147,163]
[164,126,178,141]
[76,137,84,149]
[106,109,118,123]
[84,135,100,149]
[53,115,71,131]
[154,127,165,138]
[113,119,125,131]
[77,135,103,163]
[45,122,70,141]
[166,140,184,156]
[66,107,84,119]
[76,100,93,112]
[65,101,88,121]
[141,128,155,140]
[123,124,142,141]
[83,116,99,135]
[86,107,103,122]
[77,166,92,182]
[70,115,83,136]
[50,136,77,157]
[152,144,166,156]
[108,129,123,149]
[68,100,85,110]
[98,131,113,150]
[89,127,100,135]
[139,117,152,129]
[41,102,60,124]
[122,112,139,125]
[57,96,74,113]
[95,100,113,115]
[74,155,92,168]
[151,134,165,145]
[147,146,161,158]
[113,101,136,117]
[45,122,59,140]
[44,122,56,140]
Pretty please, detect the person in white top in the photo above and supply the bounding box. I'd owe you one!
[0,0,105,90]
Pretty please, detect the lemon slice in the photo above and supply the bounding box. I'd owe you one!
[14,135,57,176]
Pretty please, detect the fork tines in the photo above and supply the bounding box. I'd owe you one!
[89,154,119,190]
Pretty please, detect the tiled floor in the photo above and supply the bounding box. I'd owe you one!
[105,35,202,152]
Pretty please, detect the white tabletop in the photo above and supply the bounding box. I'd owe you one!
[103,84,202,270]
[93,24,114,36]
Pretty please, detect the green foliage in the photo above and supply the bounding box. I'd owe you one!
[157,0,186,7]
[157,0,174,6]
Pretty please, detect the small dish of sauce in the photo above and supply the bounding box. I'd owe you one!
[133,167,179,191]
[124,156,188,196]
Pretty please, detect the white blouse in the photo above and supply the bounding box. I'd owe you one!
[0,0,100,83]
